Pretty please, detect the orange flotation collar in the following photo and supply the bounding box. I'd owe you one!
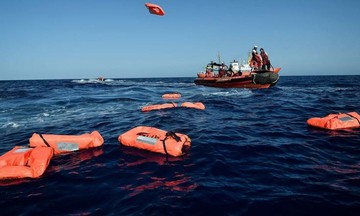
[29,131,104,155]
[0,146,53,179]
[118,126,191,157]
[307,112,360,130]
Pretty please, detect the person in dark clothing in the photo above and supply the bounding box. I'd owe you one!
[260,48,271,70]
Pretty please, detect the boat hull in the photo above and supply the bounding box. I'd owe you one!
[194,68,281,89]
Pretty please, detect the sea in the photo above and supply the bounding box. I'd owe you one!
[0,76,359,216]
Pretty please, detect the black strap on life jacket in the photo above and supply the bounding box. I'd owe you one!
[39,134,51,147]
[344,113,360,125]
[166,131,181,142]
[161,131,181,159]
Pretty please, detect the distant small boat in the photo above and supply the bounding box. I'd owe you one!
[97,77,105,82]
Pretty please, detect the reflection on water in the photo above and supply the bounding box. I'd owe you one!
[47,147,104,174]
[121,146,190,166]
[122,173,198,197]
[120,146,198,196]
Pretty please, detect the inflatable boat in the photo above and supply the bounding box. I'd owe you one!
[194,68,281,88]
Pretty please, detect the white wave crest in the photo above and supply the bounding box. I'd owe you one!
[2,122,20,128]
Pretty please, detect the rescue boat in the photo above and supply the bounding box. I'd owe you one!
[0,146,53,179]
[194,60,281,88]
[307,112,360,130]
[29,131,104,155]
[118,126,191,157]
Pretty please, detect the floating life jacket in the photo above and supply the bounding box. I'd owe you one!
[162,93,181,99]
[307,112,360,130]
[29,131,104,155]
[141,102,177,112]
[0,146,53,179]
[145,3,165,16]
[118,126,191,157]
[181,102,205,110]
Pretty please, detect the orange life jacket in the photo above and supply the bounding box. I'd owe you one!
[141,103,177,112]
[29,131,104,155]
[307,112,360,130]
[162,93,181,99]
[145,3,165,16]
[0,146,53,179]
[118,126,191,157]
[250,55,263,68]
[181,102,205,110]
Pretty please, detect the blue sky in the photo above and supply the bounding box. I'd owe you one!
[1,0,360,80]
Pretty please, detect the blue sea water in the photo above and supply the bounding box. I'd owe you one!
[0,76,359,215]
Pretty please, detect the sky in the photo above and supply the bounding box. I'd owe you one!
[1,0,360,80]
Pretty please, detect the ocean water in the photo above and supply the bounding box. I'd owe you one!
[0,76,359,215]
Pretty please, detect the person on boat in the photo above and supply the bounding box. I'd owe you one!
[260,48,271,70]
[252,46,258,54]
[219,62,227,77]
[206,61,213,72]
[228,59,239,76]
[250,46,262,71]
[205,61,215,77]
